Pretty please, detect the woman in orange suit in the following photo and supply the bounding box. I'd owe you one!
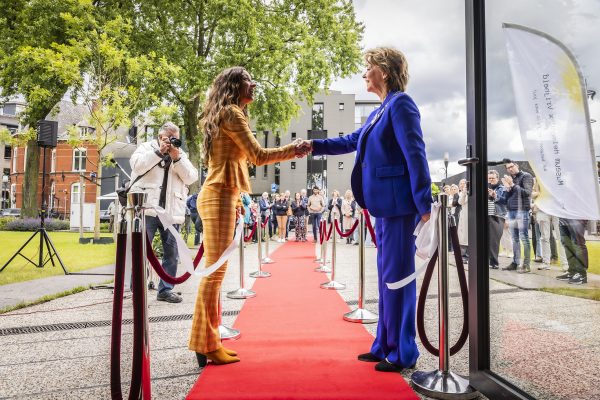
[190,66,304,367]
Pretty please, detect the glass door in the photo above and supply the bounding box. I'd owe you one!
[467,1,600,398]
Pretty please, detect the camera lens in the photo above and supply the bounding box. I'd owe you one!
[169,137,182,148]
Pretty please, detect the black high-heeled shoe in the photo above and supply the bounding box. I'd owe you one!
[196,352,207,368]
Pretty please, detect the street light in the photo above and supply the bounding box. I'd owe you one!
[443,152,449,184]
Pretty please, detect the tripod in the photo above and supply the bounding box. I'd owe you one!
[0,146,69,274]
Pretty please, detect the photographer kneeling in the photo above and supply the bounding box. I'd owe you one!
[130,122,199,303]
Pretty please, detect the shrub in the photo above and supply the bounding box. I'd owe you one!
[3,218,70,231]
[0,217,17,231]
[99,222,110,233]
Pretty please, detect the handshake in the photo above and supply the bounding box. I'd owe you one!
[292,139,313,158]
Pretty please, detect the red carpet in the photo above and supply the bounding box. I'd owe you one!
[187,239,419,400]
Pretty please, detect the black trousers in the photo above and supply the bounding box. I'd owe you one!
[559,218,588,276]
[488,216,504,267]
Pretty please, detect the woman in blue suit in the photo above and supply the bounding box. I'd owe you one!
[299,47,432,372]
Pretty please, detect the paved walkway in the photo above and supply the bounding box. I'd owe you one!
[1,239,599,399]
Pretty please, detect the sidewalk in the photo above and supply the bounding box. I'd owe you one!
[0,264,116,310]
[0,239,599,399]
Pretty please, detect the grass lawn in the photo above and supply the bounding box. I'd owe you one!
[0,231,116,286]
[541,288,600,302]
[587,241,600,276]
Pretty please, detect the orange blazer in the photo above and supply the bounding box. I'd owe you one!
[203,104,296,193]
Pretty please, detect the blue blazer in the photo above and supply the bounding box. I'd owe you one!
[312,92,432,218]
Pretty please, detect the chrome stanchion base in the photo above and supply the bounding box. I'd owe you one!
[314,265,332,273]
[218,325,241,340]
[226,288,257,299]
[320,280,346,290]
[411,370,479,400]
[261,257,274,264]
[249,270,271,278]
[343,308,378,323]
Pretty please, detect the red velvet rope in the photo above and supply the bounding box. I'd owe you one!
[325,221,334,241]
[334,219,359,238]
[145,235,204,285]
[319,220,325,244]
[245,222,257,242]
[129,232,146,400]
[110,233,127,400]
[416,225,469,357]
[363,209,377,247]
[261,216,269,228]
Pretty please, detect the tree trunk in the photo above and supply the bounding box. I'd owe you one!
[183,98,202,194]
[93,166,102,240]
[22,140,40,218]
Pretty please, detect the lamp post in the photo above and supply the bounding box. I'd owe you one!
[443,152,449,184]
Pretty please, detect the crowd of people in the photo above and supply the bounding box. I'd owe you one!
[440,160,589,286]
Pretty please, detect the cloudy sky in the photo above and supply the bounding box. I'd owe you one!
[329,0,600,181]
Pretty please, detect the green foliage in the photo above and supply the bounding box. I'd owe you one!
[431,183,441,198]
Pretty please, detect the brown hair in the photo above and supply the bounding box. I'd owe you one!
[199,66,249,164]
[364,47,409,93]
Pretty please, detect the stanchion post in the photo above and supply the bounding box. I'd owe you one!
[128,192,152,398]
[262,217,274,263]
[410,193,478,399]
[218,293,240,340]
[250,213,271,278]
[227,229,257,299]
[320,220,346,290]
[315,213,331,273]
[343,212,378,323]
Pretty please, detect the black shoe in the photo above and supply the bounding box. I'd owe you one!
[196,352,207,368]
[358,352,382,362]
[568,273,587,285]
[157,291,183,303]
[556,272,572,281]
[502,262,518,271]
[534,257,543,263]
[374,359,416,373]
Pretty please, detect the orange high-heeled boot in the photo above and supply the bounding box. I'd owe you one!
[196,347,240,367]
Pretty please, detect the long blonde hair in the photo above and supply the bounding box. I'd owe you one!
[200,66,249,164]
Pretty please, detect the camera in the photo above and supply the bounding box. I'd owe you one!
[169,137,182,148]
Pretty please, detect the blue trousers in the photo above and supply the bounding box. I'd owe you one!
[370,214,419,367]
[146,216,180,294]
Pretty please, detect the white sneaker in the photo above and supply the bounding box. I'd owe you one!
[537,264,551,270]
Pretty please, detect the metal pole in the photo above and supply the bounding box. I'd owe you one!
[343,212,377,323]
[227,228,257,299]
[250,213,271,278]
[411,193,478,399]
[218,292,240,340]
[320,220,345,290]
[262,217,274,263]
[315,213,331,273]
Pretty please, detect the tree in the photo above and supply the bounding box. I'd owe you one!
[131,0,364,191]
[0,0,93,217]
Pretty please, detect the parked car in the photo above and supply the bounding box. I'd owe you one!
[99,209,111,222]
[0,208,21,217]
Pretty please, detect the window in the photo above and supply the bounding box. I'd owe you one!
[291,132,297,140]
[339,103,345,110]
[72,148,87,171]
[275,135,280,147]
[263,131,269,147]
[4,146,10,159]
[71,183,80,204]
[338,162,344,169]
[10,183,16,208]
[51,149,56,172]
[49,181,56,210]
[12,148,17,173]
[145,125,158,141]
[248,164,256,179]
[312,103,324,130]
[263,165,268,179]
[79,126,95,138]
[291,162,296,170]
